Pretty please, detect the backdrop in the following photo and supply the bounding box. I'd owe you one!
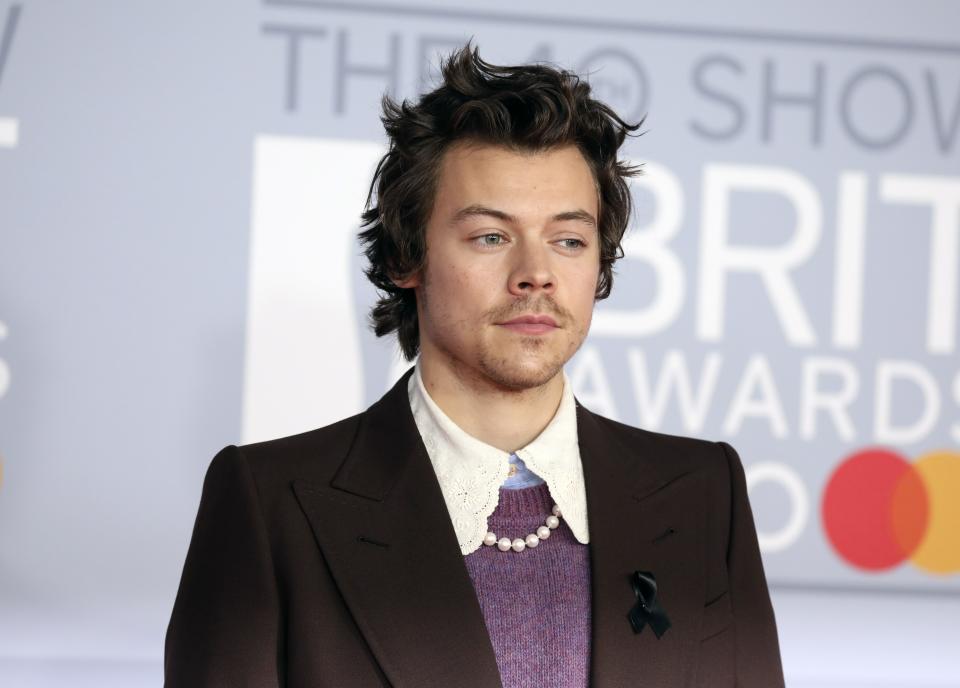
[1,1,958,686]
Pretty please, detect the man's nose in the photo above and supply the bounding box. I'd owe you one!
[507,242,556,296]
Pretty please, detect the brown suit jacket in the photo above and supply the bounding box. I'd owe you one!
[165,368,784,687]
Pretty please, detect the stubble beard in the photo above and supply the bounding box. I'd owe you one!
[475,333,574,391]
[428,288,588,392]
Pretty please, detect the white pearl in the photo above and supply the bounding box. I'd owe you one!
[497,537,512,552]
[546,515,560,529]
[552,504,562,517]
[483,532,497,547]
[511,538,526,552]
[525,534,540,548]
[537,525,551,539]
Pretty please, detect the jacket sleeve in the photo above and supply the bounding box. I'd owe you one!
[717,441,786,688]
[165,445,282,688]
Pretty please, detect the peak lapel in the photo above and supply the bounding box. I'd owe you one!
[293,371,502,688]
[577,405,709,688]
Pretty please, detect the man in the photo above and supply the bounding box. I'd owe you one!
[165,45,784,687]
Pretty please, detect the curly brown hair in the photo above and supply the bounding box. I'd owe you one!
[358,43,644,361]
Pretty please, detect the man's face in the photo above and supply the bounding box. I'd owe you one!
[400,141,601,391]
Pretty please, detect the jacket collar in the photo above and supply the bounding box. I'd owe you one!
[292,368,705,687]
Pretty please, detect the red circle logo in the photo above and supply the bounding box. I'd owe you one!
[822,448,960,573]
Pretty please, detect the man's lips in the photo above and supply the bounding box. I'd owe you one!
[497,314,559,334]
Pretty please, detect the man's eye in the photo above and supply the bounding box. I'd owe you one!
[558,238,586,249]
[476,233,505,246]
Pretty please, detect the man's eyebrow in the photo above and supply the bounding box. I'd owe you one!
[450,204,597,227]
[551,209,597,227]
[450,204,516,225]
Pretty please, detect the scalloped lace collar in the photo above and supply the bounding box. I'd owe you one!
[408,364,590,555]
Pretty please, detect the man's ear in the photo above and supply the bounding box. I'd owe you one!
[391,271,421,289]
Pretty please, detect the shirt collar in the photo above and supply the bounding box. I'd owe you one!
[408,362,590,555]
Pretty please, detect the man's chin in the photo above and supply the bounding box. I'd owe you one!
[477,356,566,392]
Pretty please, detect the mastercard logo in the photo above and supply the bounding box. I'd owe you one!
[822,448,960,574]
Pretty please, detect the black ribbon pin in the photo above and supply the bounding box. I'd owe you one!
[628,570,671,638]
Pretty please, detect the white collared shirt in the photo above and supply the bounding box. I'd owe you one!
[408,364,590,555]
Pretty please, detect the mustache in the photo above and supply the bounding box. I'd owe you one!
[486,296,571,324]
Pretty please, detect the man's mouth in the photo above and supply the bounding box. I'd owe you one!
[497,314,559,335]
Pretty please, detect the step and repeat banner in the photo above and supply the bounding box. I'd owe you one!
[0,1,957,685]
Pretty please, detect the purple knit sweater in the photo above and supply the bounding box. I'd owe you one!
[463,482,592,688]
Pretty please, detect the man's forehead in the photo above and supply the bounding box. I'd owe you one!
[433,142,600,218]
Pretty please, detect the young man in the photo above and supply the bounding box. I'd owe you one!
[165,45,785,687]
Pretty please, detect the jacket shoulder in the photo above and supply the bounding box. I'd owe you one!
[579,406,731,475]
[213,412,364,498]
[581,407,742,491]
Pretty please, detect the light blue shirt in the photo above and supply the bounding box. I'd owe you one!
[502,453,546,489]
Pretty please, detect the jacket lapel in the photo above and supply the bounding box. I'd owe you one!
[577,404,708,688]
[291,370,502,688]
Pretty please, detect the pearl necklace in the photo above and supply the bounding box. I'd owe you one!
[482,504,562,553]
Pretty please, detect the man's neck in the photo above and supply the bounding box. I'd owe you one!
[417,355,564,454]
